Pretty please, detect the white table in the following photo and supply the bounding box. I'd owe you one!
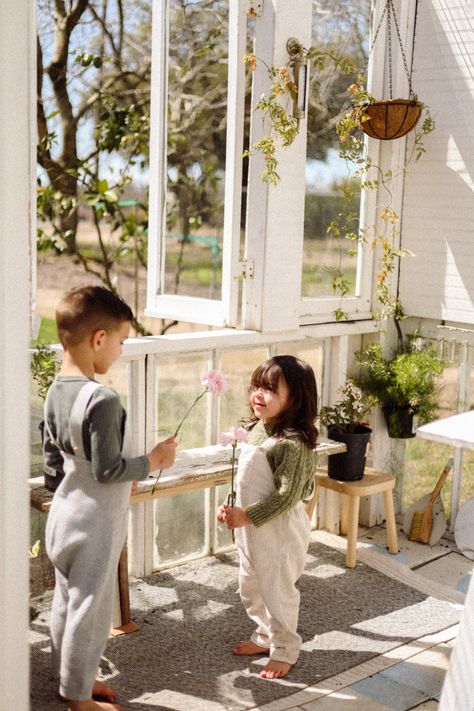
[418,412,474,711]
[417,410,474,450]
[417,411,474,531]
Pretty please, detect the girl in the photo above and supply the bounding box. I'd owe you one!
[218,355,318,679]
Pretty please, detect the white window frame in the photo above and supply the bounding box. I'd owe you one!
[146,0,247,327]
[147,0,414,332]
[299,0,417,326]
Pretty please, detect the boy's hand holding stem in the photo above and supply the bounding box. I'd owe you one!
[147,436,178,473]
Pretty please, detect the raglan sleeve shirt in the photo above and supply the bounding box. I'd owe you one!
[244,421,317,528]
[86,387,149,483]
[43,377,149,484]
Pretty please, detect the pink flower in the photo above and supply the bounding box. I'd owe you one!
[220,427,248,447]
[151,369,227,495]
[200,369,227,396]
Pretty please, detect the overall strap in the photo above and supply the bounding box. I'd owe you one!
[69,380,102,458]
[259,429,300,450]
[43,388,57,446]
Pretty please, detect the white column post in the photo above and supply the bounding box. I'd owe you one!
[0,1,35,708]
[243,0,312,333]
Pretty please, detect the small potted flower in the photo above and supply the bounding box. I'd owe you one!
[319,380,375,481]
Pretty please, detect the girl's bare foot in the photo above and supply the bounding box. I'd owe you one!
[232,640,269,655]
[59,680,116,703]
[259,660,292,679]
[68,701,125,711]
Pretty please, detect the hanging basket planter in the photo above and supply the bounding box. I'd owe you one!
[361,99,422,140]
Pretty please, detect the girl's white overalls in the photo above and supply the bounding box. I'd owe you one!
[45,381,131,701]
[235,435,311,665]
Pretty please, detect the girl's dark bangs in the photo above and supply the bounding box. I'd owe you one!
[250,362,281,390]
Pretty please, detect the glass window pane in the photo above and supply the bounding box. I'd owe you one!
[164,0,229,300]
[155,352,212,449]
[96,359,129,408]
[153,490,207,567]
[273,341,324,400]
[219,347,270,431]
[302,1,370,298]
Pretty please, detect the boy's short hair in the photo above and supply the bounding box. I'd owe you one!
[56,285,133,348]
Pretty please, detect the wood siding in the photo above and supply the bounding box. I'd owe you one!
[399,0,474,323]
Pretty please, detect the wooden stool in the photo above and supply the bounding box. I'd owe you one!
[306,467,399,568]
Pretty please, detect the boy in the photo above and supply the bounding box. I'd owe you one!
[43,285,177,711]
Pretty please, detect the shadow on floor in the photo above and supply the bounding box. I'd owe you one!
[30,541,460,711]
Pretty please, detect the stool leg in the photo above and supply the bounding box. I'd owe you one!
[383,489,399,554]
[346,496,360,568]
[340,494,349,535]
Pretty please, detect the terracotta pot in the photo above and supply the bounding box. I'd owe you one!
[361,99,422,140]
[327,425,372,481]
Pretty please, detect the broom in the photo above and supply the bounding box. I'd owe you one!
[408,458,453,543]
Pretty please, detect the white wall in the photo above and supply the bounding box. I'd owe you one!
[0,1,34,708]
[399,0,474,323]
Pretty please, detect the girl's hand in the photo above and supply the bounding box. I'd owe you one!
[217,504,227,523]
[130,480,138,496]
[223,505,252,529]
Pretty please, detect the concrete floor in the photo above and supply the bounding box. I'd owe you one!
[30,518,471,711]
[251,522,471,711]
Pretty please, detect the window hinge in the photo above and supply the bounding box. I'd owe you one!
[247,0,263,17]
[235,259,255,280]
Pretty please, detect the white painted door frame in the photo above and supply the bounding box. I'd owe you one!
[0,0,35,707]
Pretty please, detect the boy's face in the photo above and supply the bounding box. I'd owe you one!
[93,321,131,374]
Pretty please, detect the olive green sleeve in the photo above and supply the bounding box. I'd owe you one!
[245,438,316,528]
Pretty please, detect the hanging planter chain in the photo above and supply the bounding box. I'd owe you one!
[369,0,415,99]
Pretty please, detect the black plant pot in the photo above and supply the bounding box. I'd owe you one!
[383,406,415,439]
[327,425,372,481]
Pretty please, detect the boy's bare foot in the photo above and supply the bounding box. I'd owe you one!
[259,660,292,679]
[232,640,269,655]
[59,680,116,703]
[91,682,116,702]
[68,701,125,711]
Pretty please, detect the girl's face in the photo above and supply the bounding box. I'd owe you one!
[250,376,290,423]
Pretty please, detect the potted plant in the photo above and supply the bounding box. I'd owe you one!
[320,380,375,481]
[355,340,446,439]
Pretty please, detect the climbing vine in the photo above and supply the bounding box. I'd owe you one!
[243,53,435,327]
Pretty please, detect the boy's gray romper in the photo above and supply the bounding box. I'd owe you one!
[45,380,139,701]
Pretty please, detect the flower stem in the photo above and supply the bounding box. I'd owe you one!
[151,389,208,495]
[173,389,207,438]
[230,443,236,543]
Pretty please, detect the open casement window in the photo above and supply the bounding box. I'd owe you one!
[147,0,405,332]
[146,0,317,334]
[299,0,375,325]
[146,0,247,327]
[300,0,419,326]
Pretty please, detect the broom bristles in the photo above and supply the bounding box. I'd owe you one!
[408,458,453,544]
[408,510,426,542]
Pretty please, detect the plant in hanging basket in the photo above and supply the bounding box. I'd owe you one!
[320,380,375,481]
[354,337,446,439]
[361,98,422,140]
[337,79,431,146]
